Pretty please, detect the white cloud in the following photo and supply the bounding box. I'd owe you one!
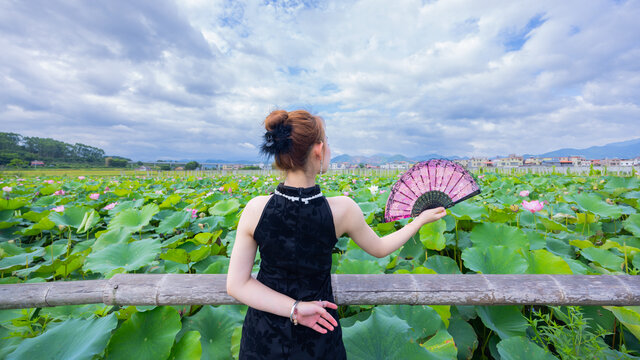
[1,0,639,160]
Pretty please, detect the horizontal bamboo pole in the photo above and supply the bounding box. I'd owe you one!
[0,274,638,310]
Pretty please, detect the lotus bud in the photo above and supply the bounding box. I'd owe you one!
[599,179,605,184]
[606,198,614,205]
[58,225,65,231]
[578,186,584,190]
[198,223,205,230]
[199,212,205,218]
[592,185,598,190]
[510,204,519,212]
[571,206,579,212]
[8,239,14,244]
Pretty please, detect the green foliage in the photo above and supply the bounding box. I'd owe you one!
[184,161,200,170]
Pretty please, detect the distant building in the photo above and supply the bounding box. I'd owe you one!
[601,158,621,167]
[494,154,523,167]
[620,159,635,166]
[455,159,471,167]
[31,160,44,167]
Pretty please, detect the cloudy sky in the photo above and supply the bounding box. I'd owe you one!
[1,0,639,161]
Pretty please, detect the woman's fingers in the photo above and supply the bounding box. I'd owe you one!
[316,317,334,331]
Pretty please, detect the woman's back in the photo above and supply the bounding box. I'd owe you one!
[239,182,347,359]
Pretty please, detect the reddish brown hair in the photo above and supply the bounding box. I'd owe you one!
[264,110,325,171]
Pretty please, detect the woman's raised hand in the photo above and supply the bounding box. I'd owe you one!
[296,300,339,334]
[415,207,447,226]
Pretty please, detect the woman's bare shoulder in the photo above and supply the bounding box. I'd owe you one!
[239,195,273,235]
[326,195,359,218]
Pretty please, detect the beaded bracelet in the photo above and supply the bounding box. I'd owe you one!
[289,300,300,325]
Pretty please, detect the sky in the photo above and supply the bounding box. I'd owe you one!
[1,0,639,162]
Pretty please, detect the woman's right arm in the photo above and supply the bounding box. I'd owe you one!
[335,196,446,258]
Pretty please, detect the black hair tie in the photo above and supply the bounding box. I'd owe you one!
[260,123,293,156]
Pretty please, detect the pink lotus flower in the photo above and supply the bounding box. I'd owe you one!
[78,176,85,180]
[228,188,233,194]
[352,179,357,184]
[89,193,100,200]
[343,191,350,196]
[155,190,163,194]
[44,180,55,184]
[519,190,530,197]
[103,202,118,210]
[478,175,485,179]
[17,178,26,182]
[379,190,386,194]
[219,186,225,191]
[185,208,198,219]
[2,186,11,192]
[522,200,544,213]
[54,190,66,196]
[51,205,65,212]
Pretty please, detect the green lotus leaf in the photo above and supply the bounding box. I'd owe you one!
[399,233,425,260]
[342,309,434,359]
[6,313,117,360]
[603,306,640,342]
[168,330,202,360]
[39,184,61,196]
[571,193,622,219]
[497,336,558,360]
[107,307,181,360]
[0,198,28,211]
[0,248,44,271]
[336,258,382,274]
[447,316,478,359]
[526,249,573,274]
[376,305,444,340]
[208,199,241,217]
[178,305,244,360]
[20,216,55,236]
[537,216,570,232]
[461,246,528,274]
[48,206,90,229]
[470,223,529,251]
[580,247,624,272]
[108,203,159,233]
[92,228,133,252]
[161,248,190,264]
[475,306,528,340]
[160,194,182,209]
[449,201,487,221]
[421,328,457,358]
[419,218,446,251]
[156,211,191,234]
[358,202,377,214]
[188,245,211,263]
[33,195,57,207]
[424,254,461,274]
[84,238,162,274]
[623,214,640,237]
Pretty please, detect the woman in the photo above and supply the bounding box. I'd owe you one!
[227,110,447,359]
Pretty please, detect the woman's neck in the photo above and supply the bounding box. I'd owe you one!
[283,169,317,188]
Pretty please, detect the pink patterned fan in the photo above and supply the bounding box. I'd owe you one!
[384,159,481,222]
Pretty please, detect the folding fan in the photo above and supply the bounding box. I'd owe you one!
[384,159,481,222]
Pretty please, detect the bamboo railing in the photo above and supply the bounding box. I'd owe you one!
[1,274,639,310]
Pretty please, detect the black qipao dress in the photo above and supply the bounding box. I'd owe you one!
[239,183,347,359]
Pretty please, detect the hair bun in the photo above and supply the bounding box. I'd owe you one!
[264,110,289,131]
[260,116,293,157]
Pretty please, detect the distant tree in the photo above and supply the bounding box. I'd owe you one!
[240,165,260,170]
[136,161,143,166]
[8,159,27,168]
[160,164,171,171]
[106,157,129,167]
[358,163,365,168]
[185,161,200,170]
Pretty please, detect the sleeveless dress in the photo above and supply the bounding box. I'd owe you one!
[239,183,347,359]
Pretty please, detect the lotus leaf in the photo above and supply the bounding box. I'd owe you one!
[208,199,240,216]
[571,193,622,219]
[461,246,528,274]
[469,223,528,251]
[156,211,191,234]
[6,313,117,360]
[475,306,528,340]
[342,309,435,359]
[526,249,573,274]
[425,255,461,274]
[178,305,244,360]
[108,203,159,233]
[20,217,55,236]
[84,238,162,274]
[447,316,478,359]
[420,218,446,250]
[603,306,640,342]
[624,214,640,237]
[496,336,558,360]
[168,330,202,360]
[580,247,624,272]
[337,258,382,274]
[449,202,487,221]
[107,307,181,360]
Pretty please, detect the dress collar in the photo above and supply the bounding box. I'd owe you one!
[276,182,322,198]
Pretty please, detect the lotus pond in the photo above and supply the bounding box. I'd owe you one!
[1,171,640,359]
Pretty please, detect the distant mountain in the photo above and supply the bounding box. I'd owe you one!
[330,153,458,164]
[529,138,640,159]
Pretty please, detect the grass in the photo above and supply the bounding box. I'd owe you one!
[0,168,142,177]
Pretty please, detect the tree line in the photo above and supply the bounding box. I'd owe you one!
[0,132,109,167]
